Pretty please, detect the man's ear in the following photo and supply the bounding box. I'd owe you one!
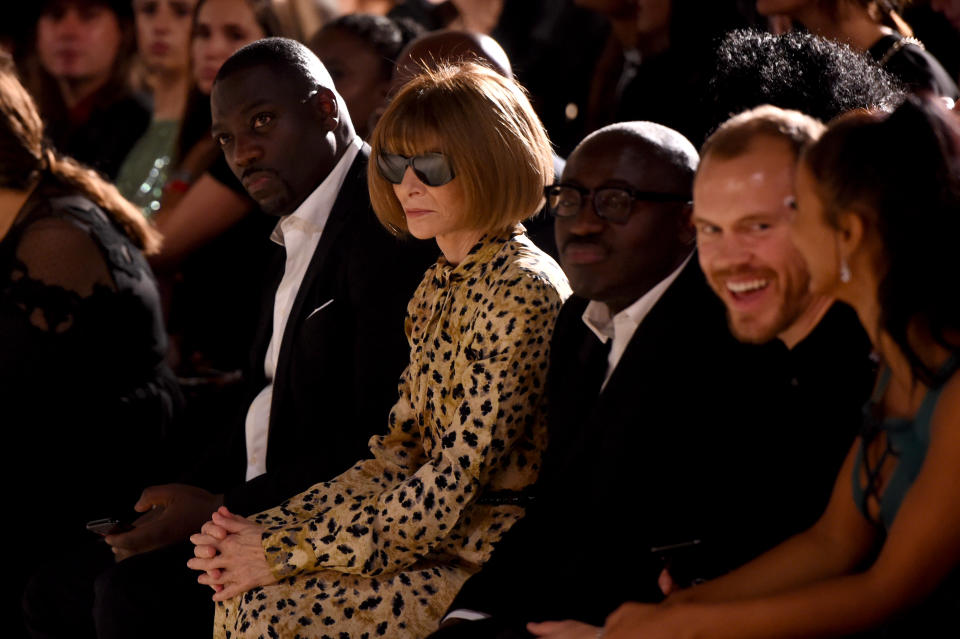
[311,87,340,132]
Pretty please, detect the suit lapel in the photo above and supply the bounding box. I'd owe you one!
[599,258,704,401]
[270,147,370,426]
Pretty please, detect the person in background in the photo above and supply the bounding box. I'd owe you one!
[27,0,150,180]
[151,0,281,257]
[391,29,512,92]
[149,0,287,436]
[922,0,960,85]
[116,0,198,217]
[699,28,902,144]
[573,0,747,144]
[932,0,960,30]
[756,0,959,100]
[309,13,422,140]
[0,52,178,637]
[187,58,569,639]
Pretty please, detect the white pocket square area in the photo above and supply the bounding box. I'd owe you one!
[306,299,334,319]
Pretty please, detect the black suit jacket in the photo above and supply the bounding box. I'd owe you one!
[448,257,872,630]
[190,146,437,515]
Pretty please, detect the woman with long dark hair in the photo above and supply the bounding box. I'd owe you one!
[150,0,288,402]
[28,0,151,179]
[0,51,179,612]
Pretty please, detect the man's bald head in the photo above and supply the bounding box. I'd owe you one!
[577,121,699,194]
[556,121,698,311]
[392,30,512,93]
[210,37,355,216]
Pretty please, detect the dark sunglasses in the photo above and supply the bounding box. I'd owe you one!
[376,152,456,187]
[544,183,691,224]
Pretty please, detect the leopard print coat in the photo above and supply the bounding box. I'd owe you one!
[215,229,570,638]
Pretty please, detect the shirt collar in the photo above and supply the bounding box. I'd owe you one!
[270,135,363,245]
[582,252,692,343]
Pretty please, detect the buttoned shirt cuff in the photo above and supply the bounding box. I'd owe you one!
[441,609,491,623]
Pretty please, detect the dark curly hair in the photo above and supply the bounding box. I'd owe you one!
[701,29,903,143]
[802,95,960,385]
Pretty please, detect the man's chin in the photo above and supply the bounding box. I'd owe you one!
[255,193,290,216]
[727,313,783,345]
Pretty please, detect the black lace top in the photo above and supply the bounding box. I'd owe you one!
[1,178,181,530]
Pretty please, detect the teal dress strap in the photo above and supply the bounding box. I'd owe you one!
[852,367,893,525]
[852,355,958,530]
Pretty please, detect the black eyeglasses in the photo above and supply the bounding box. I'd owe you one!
[544,183,691,223]
[376,152,456,187]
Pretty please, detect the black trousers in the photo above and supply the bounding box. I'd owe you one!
[24,541,213,639]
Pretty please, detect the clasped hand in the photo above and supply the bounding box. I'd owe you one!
[186,506,278,601]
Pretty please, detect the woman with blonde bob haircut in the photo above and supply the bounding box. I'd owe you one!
[195,60,570,639]
[368,61,554,241]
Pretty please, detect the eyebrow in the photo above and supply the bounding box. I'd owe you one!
[692,212,781,225]
[210,97,276,132]
[237,98,274,114]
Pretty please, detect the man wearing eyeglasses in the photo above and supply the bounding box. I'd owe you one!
[431,121,823,638]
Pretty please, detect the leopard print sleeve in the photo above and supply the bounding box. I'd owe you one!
[253,233,570,581]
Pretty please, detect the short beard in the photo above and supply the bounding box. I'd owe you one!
[725,292,810,345]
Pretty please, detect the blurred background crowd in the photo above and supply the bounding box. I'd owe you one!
[2,0,956,413]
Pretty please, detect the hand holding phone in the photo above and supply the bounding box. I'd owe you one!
[86,516,135,536]
[650,539,704,591]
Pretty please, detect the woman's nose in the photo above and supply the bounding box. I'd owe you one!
[398,166,425,195]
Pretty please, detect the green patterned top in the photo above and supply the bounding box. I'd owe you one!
[115,119,179,218]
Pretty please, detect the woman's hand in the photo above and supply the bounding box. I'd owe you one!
[527,619,603,638]
[186,506,277,601]
[603,602,661,638]
[603,601,713,639]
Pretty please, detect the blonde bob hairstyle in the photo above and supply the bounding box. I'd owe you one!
[368,61,554,237]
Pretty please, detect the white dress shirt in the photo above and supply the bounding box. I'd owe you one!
[243,136,363,481]
[582,253,692,388]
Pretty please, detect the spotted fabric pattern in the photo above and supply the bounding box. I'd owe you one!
[215,228,570,638]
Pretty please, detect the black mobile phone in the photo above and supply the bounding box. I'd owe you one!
[650,539,705,590]
[85,517,134,536]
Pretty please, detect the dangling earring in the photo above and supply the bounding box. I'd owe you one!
[840,257,852,284]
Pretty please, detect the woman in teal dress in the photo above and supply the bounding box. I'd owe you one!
[532,96,960,638]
